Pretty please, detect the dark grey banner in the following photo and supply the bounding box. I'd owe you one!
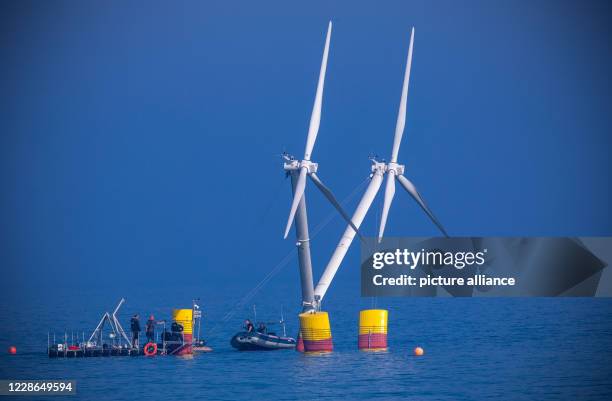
[361,237,612,297]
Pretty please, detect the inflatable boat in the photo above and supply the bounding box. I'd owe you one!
[230,331,296,351]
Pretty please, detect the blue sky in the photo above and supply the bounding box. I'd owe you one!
[1,1,611,303]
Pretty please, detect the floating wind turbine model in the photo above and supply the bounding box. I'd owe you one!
[314,27,448,307]
[282,21,360,313]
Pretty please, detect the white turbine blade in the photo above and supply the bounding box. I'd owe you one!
[390,27,415,163]
[397,174,448,237]
[303,21,332,161]
[284,167,308,238]
[378,171,396,242]
[308,172,363,239]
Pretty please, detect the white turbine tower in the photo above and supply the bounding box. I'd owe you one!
[282,21,360,312]
[313,27,448,306]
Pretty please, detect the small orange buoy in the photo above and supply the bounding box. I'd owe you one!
[414,346,424,356]
[8,346,17,355]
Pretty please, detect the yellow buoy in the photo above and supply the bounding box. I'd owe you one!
[299,311,333,352]
[358,309,388,350]
[172,308,194,355]
[172,309,193,334]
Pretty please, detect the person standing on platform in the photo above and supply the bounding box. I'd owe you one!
[146,315,156,343]
[130,314,141,348]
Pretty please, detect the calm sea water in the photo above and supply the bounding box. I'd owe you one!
[1,284,611,401]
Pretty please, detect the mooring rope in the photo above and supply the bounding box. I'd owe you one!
[206,177,370,338]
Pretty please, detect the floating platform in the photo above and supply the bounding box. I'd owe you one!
[48,340,207,358]
[48,347,142,358]
[47,298,209,358]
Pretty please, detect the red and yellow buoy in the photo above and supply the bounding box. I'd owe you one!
[172,309,193,355]
[358,309,388,351]
[299,311,333,353]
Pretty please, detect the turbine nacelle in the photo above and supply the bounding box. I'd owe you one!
[283,159,318,174]
[384,161,405,176]
[369,159,387,177]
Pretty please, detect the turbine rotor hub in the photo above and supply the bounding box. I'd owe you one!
[386,162,405,175]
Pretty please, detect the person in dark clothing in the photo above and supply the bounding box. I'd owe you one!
[257,322,267,334]
[130,314,141,348]
[146,315,155,342]
[146,315,155,343]
[244,319,254,333]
